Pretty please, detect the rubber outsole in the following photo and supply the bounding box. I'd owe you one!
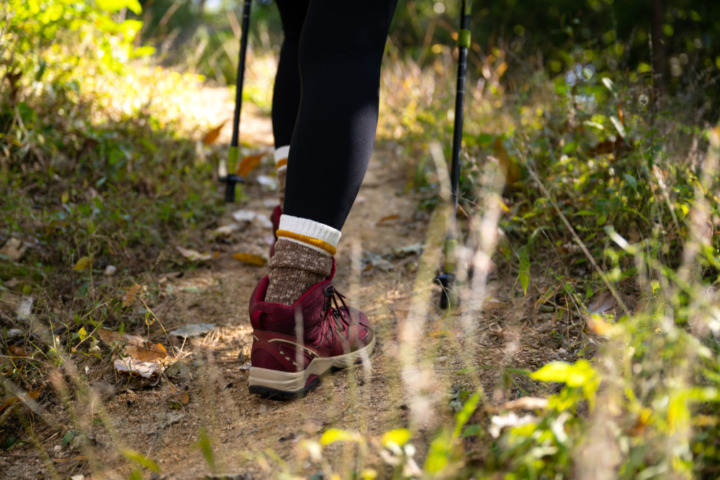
[248,376,320,400]
[248,336,375,400]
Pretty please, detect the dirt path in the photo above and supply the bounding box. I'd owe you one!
[3,88,573,479]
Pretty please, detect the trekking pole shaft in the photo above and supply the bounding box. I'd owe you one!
[450,0,470,212]
[439,0,471,309]
[231,0,252,153]
[225,0,252,203]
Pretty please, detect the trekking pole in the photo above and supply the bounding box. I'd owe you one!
[437,0,471,309]
[220,0,252,203]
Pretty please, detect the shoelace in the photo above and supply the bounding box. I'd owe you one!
[322,285,352,336]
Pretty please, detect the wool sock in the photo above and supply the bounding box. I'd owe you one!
[275,146,289,207]
[265,215,340,305]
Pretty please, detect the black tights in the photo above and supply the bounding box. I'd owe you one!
[272,0,397,231]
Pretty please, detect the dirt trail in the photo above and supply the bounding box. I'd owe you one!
[4,88,572,479]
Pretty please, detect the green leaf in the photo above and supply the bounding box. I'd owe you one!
[423,430,453,473]
[462,425,484,438]
[61,430,77,447]
[96,0,142,14]
[454,391,481,437]
[381,429,411,448]
[518,247,530,295]
[195,428,215,472]
[121,449,160,473]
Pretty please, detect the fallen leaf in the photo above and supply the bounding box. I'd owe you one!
[113,358,160,380]
[97,329,146,347]
[392,243,424,258]
[8,345,29,357]
[122,283,143,308]
[73,256,92,271]
[232,252,267,267]
[167,390,190,409]
[211,224,240,238]
[236,151,266,176]
[587,290,617,315]
[494,137,522,185]
[125,343,168,362]
[1,238,27,261]
[201,120,227,146]
[376,215,399,225]
[0,386,42,415]
[588,315,614,335]
[232,209,273,229]
[170,323,216,338]
[16,296,33,320]
[362,252,393,272]
[176,246,214,262]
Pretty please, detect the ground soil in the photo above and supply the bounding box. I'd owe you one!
[1,88,579,479]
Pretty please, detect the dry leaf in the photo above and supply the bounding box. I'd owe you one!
[125,343,168,362]
[122,284,143,308]
[588,316,613,335]
[113,358,159,380]
[392,243,423,258]
[201,120,227,146]
[494,137,522,185]
[236,151,266,176]
[167,390,190,409]
[232,252,267,267]
[587,290,617,315]
[176,246,214,262]
[1,238,27,261]
[170,323,216,338]
[0,386,42,415]
[97,329,146,347]
[212,224,240,238]
[8,345,29,357]
[73,256,92,271]
[376,214,399,225]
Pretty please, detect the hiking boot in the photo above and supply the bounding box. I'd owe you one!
[248,261,375,399]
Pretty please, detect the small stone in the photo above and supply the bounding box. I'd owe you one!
[104,265,117,276]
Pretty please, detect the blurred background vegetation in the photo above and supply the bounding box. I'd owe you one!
[3,0,720,478]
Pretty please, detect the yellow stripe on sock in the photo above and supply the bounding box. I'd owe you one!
[276,230,337,255]
[275,158,288,169]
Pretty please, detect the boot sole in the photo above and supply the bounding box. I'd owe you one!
[248,337,375,400]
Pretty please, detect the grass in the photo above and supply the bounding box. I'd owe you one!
[3,2,720,477]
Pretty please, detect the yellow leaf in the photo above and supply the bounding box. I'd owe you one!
[78,327,88,341]
[232,252,267,267]
[320,428,362,446]
[236,152,266,177]
[73,256,92,271]
[381,429,411,448]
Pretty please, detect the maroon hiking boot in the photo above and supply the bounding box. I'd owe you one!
[248,261,375,399]
[269,205,281,257]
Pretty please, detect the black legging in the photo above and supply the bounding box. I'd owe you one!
[272,0,398,231]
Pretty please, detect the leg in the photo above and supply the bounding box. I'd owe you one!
[284,0,398,230]
[271,0,309,209]
[272,0,309,150]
